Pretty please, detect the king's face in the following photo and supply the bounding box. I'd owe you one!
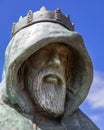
[27,42,71,117]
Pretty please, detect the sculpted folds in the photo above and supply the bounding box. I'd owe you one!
[0,7,99,130]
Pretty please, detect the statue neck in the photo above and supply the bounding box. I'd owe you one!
[33,109,63,128]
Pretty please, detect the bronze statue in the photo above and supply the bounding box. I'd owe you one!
[0,7,99,130]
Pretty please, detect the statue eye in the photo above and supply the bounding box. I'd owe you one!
[42,48,49,53]
[59,52,68,59]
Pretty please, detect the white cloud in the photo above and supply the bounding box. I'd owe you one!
[90,114,101,122]
[86,71,104,109]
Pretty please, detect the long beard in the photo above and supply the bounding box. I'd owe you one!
[28,67,66,117]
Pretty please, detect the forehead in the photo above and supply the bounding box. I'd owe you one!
[28,42,72,61]
[40,42,70,52]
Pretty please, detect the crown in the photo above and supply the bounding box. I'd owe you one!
[11,7,74,37]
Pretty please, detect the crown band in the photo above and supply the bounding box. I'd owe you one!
[11,7,74,37]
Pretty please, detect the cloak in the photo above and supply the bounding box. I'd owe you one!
[0,21,99,129]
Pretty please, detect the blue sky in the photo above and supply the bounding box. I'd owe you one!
[0,0,104,129]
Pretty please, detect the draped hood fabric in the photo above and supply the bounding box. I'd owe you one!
[1,22,93,118]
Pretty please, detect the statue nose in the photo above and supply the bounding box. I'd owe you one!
[48,55,61,68]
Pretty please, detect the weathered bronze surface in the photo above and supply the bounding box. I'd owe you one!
[11,7,74,37]
[0,7,99,130]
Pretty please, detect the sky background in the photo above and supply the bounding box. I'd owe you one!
[0,0,104,129]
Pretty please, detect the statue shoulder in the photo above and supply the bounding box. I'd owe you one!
[76,109,99,130]
[0,100,35,130]
[63,108,100,130]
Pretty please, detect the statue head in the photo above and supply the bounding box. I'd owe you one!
[1,7,93,120]
[18,42,73,117]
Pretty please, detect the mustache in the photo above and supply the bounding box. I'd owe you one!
[33,67,66,86]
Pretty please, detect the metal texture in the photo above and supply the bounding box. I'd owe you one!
[11,7,74,37]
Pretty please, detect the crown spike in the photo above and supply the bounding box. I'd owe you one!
[11,23,16,36]
[18,16,23,22]
[72,23,74,30]
[66,15,70,20]
[55,8,62,21]
[40,6,46,11]
[27,10,33,23]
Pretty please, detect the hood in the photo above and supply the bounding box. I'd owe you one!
[1,22,93,118]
